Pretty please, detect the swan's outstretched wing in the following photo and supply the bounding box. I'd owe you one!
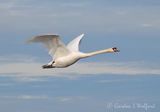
[28,35,70,59]
[67,34,84,52]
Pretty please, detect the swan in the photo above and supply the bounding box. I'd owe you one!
[28,34,119,69]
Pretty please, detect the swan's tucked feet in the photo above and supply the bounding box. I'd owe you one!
[42,64,54,69]
[112,47,120,52]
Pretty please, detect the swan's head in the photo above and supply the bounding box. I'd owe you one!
[112,47,120,52]
[105,47,120,53]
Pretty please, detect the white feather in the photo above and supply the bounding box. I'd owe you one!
[28,33,119,68]
[67,34,84,52]
[28,35,70,59]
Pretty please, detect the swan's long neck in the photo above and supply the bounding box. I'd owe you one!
[80,48,114,58]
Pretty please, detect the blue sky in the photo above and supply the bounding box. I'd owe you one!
[0,0,160,112]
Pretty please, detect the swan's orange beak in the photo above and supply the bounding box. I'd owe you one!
[112,47,120,52]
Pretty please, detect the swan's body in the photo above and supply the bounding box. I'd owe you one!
[28,34,119,68]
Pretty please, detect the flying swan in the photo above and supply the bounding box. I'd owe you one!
[28,34,119,69]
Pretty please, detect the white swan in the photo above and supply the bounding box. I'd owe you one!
[28,34,119,68]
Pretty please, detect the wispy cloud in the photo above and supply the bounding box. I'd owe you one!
[141,23,153,28]
[18,95,49,100]
[0,56,159,79]
[13,77,48,82]
[1,0,160,34]
[0,94,87,102]
[56,96,87,103]
[97,79,130,83]
[0,95,49,100]
[0,55,37,63]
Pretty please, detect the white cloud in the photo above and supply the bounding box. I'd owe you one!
[141,23,153,28]
[0,54,160,79]
[13,77,48,82]
[56,96,87,103]
[0,94,87,102]
[1,0,160,34]
[0,55,37,63]
[18,95,49,100]
[60,2,90,8]
[56,97,72,102]
[0,59,159,79]
[97,79,130,83]
[0,95,49,100]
